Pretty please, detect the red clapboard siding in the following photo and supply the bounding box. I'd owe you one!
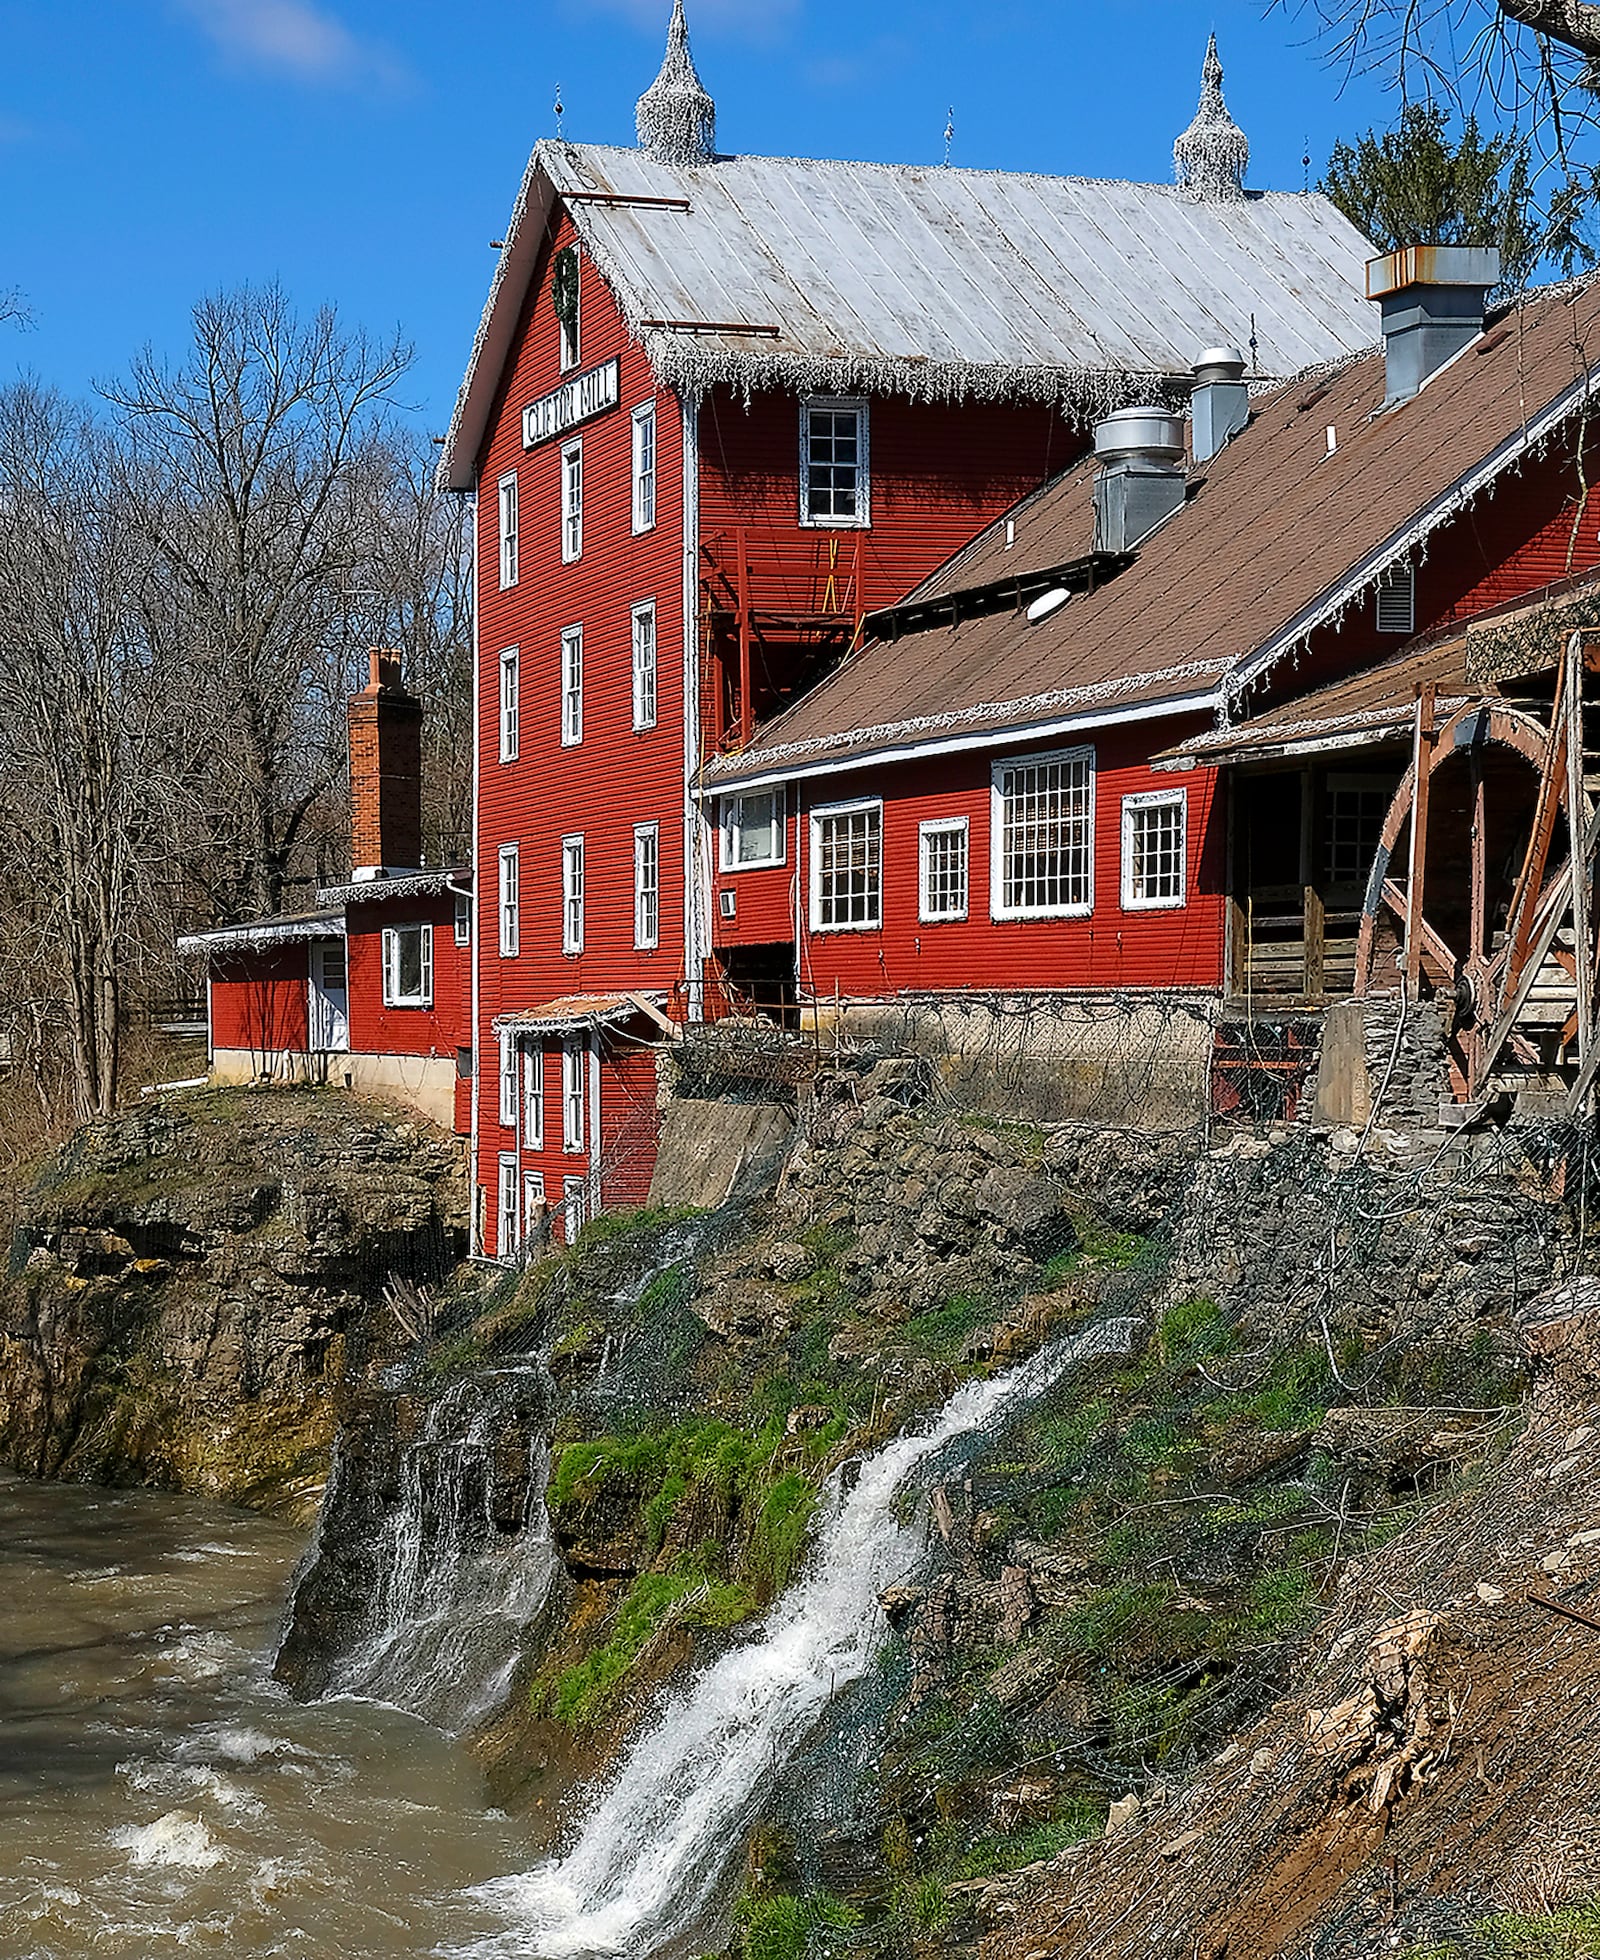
[698,390,1075,619]
[600,1031,660,1208]
[752,721,1226,998]
[210,951,310,1052]
[473,207,687,1249]
[346,895,469,1057]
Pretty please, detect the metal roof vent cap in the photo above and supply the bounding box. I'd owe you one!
[1092,407,1187,554]
[1191,346,1249,463]
[1366,245,1500,405]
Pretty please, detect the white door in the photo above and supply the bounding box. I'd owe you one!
[308,939,349,1052]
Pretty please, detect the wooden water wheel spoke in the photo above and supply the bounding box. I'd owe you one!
[1356,635,1600,1112]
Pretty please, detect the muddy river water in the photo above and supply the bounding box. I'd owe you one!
[0,1468,528,1958]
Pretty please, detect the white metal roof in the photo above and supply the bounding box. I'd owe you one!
[441,141,1376,490]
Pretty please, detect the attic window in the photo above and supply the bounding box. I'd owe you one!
[1376,565,1415,635]
[553,246,581,372]
[800,399,869,529]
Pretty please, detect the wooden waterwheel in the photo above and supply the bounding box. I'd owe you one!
[1354,632,1600,1113]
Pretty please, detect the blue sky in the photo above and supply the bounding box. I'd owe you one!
[0,0,1395,429]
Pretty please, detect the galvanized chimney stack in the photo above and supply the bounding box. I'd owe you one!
[1367,246,1500,406]
[1190,346,1249,463]
[1092,407,1187,554]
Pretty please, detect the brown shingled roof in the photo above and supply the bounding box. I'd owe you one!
[705,279,1600,791]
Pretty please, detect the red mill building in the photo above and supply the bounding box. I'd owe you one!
[438,14,1382,1256]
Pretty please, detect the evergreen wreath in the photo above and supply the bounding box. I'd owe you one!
[552,246,580,340]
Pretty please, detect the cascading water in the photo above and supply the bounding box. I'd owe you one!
[328,1366,558,1737]
[451,1316,1141,1960]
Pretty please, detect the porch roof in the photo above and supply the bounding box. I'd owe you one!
[490,993,666,1038]
[316,866,472,908]
[1153,636,1490,769]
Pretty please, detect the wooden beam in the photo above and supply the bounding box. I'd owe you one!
[1405,685,1436,992]
[1565,631,1593,1079]
[1501,647,1570,999]
[624,992,684,1043]
[1381,881,1455,987]
[1301,768,1325,1001]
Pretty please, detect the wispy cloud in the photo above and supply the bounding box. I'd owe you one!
[174,0,407,87]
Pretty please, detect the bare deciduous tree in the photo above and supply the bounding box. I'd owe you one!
[0,387,168,1118]
[105,283,413,920]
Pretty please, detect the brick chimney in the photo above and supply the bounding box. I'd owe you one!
[348,648,423,877]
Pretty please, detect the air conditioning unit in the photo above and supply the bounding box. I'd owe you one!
[719,889,737,919]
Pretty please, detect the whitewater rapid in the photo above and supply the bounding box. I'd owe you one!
[451,1316,1140,1960]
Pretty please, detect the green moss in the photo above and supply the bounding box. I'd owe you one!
[1156,1294,1237,1365]
[735,1894,808,1960]
[572,1203,703,1252]
[905,1292,992,1359]
[751,1473,818,1591]
[536,1560,759,1725]
[1408,1899,1600,1957]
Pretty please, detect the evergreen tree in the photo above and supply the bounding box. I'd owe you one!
[1321,103,1544,289]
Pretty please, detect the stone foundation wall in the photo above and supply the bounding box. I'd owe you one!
[210,1046,459,1132]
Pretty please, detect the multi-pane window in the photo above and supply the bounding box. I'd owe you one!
[1121,790,1187,909]
[631,602,657,731]
[381,924,433,1006]
[721,790,783,869]
[634,823,660,950]
[811,799,882,930]
[498,843,520,958]
[1377,564,1415,634]
[498,1032,518,1130]
[919,818,969,922]
[497,471,518,589]
[632,403,657,533]
[522,1046,544,1149]
[561,439,583,562]
[992,748,1094,918]
[562,834,585,955]
[801,398,869,526]
[498,646,519,762]
[562,1174,588,1245]
[561,625,583,747]
[562,1040,585,1152]
[497,1154,518,1261]
[454,893,471,947]
[1325,779,1393,888]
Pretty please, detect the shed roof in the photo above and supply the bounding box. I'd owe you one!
[703,279,1600,794]
[176,910,342,956]
[317,867,471,908]
[441,141,1375,490]
[490,993,665,1038]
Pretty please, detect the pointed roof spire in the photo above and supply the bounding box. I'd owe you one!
[636,0,717,168]
[1173,34,1249,203]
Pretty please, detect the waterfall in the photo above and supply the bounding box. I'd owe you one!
[330,1365,558,1737]
[452,1316,1141,1960]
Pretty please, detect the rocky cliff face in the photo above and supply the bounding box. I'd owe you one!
[0,1087,467,1518]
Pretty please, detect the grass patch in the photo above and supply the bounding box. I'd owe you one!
[905,1292,992,1360]
[535,1559,758,1725]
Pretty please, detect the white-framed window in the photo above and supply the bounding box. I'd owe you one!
[562,1039,585,1152]
[631,601,657,731]
[454,893,471,946]
[562,834,585,955]
[498,843,520,958]
[810,798,882,931]
[800,397,869,527]
[632,403,657,534]
[1377,564,1415,634]
[498,645,519,762]
[561,438,583,562]
[1324,774,1395,889]
[720,789,784,870]
[557,249,580,372]
[522,1046,544,1150]
[522,1171,547,1244]
[497,471,518,589]
[497,1153,519,1261]
[634,823,660,951]
[561,625,583,748]
[498,1031,518,1130]
[919,817,969,923]
[562,1174,588,1245]
[1121,789,1188,910]
[991,747,1094,919]
[381,923,433,1007]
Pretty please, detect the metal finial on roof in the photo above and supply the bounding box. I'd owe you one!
[1173,33,1249,203]
[636,0,716,168]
